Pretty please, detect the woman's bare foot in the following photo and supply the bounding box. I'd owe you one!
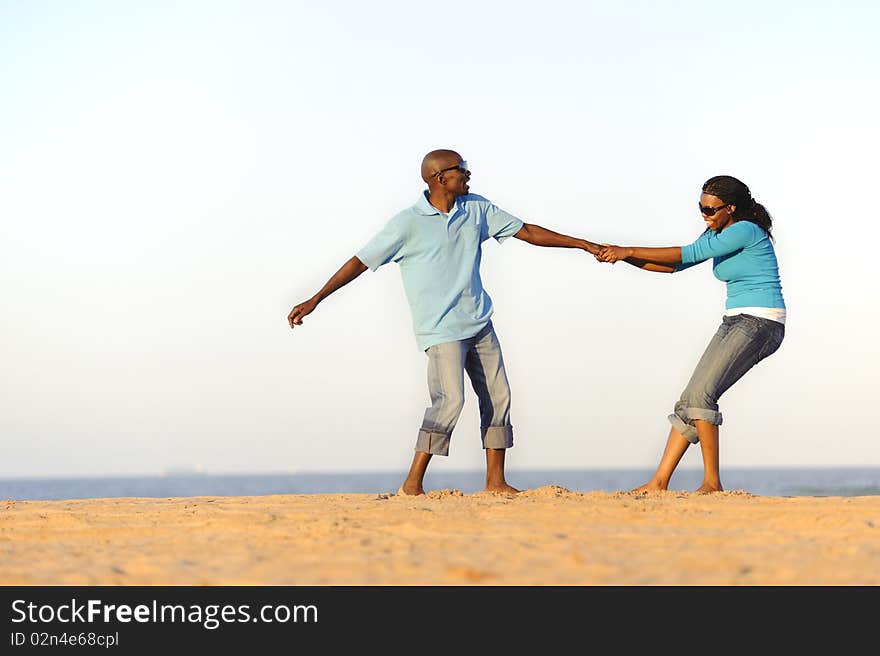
[630,477,668,492]
[397,483,425,496]
[485,482,520,494]
[695,482,723,494]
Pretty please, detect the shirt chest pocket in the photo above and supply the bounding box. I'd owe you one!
[455,225,481,248]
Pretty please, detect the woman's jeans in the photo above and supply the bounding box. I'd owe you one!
[415,322,514,456]
[670,314,785,444]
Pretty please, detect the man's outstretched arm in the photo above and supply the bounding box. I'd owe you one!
[513,223,601,255]
[288,256,368,328]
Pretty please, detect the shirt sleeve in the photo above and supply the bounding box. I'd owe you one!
[680,222,756,264]
[485,203,524,243]
[356,217,406,271]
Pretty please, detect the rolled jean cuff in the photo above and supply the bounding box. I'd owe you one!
[481,425,514,450]
[415,430,452,456]
[668,407,724,445]
[684,406,723,425]
[668,413,699,444]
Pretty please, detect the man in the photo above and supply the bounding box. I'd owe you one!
[288,149,600,496]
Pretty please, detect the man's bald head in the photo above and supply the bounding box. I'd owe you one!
[421,149,462,183]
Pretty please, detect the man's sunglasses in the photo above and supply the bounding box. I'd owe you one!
[433,161,469,177]
[699,202,729,217]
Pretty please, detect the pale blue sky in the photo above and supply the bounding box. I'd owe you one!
[1,1,878,477]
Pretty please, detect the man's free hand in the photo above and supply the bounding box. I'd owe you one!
[288,298,318,329]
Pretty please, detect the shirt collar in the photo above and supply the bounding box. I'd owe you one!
[413,190,461,216]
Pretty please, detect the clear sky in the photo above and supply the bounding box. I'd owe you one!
[2,1,878,478]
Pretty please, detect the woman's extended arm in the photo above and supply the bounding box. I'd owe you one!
[597,245,682,274]
[618,256,677,273]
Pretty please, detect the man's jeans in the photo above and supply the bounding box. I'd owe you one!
[415,322,514,456]
[670,313,785,443]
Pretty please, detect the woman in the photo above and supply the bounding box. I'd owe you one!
[598,175,785,493]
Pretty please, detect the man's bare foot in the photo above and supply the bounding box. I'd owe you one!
[485,482,519,494]
[695,483,723,494]
[630,478,668,493]
[397,483,425,496]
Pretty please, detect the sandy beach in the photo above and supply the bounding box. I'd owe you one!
[2,487,878,585]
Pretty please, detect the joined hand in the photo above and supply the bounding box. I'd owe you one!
[596,244,628,264]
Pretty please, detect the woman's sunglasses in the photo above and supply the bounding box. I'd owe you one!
[699,202,729,217]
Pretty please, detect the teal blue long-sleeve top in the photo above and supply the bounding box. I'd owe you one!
[675,220,785,309]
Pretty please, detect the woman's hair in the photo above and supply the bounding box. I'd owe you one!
[702,175,773,239]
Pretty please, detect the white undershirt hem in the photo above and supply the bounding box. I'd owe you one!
[725,307,787,325]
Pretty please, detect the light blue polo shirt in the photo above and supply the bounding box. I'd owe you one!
[357,191,524,351]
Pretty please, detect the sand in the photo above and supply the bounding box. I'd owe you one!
[2,487,879,585]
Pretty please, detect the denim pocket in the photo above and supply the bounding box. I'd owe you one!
[729,314,761,338]
[756,323,785,362]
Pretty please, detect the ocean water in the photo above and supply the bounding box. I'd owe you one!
[1,468,879,501]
